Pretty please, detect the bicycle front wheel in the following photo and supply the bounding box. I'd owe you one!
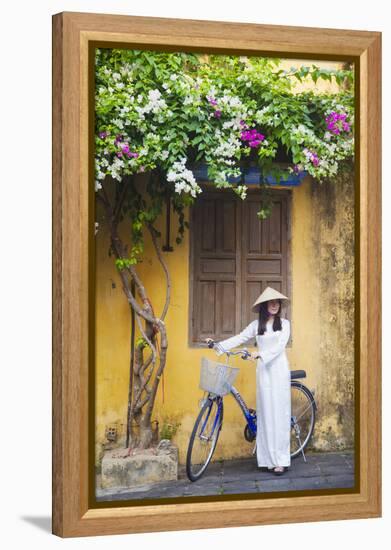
[186,397,223,482]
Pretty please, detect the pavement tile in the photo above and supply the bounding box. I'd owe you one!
[256,478,294,492]
[289,476,334,491]
[187,476,223,486]
[202,461,224,474]
[255,471,278,481]
[324,473,355,489]
[220,480,258,495]
[343,458,354,470]
[309,453,348,464]
[318,463,355,476]
[291,457,322,468]
[223,458,255,470]
[288,465,322,478]
[219,471,262,483]
[96,491,147,501]
[98,488,166,501]
[183,484,223,497]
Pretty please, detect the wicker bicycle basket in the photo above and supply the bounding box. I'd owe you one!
[199,357,239,396]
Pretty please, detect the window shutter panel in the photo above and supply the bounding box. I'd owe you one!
[192,192,240,342]
[241,194,289,327]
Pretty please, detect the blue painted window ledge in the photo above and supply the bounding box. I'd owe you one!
[190,164,308,186]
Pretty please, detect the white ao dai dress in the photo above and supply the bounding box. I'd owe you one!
[216,317,291,468]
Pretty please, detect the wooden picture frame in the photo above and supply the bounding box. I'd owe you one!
[52,11,381,537]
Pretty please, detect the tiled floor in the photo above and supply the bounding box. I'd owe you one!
[95,451,355,502]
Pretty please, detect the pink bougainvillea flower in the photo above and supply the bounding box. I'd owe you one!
[214,110,222,118]
[98,131,107,139]
[116,151,123,158]
[303,148,320,167]
[207,96,218,106]
[241,128,265,148]
[128,152,139,158]
[325,111,351,135]
[121,144,130,154]
[114,134,124,146]
[311,153,319,167]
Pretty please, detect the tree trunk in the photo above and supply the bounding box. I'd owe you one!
[97,180,170,451]
[138,417,153,449]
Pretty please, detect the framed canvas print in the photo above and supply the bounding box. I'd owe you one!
[52,11,381,538]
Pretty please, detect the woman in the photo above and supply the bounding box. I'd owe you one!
[207,286,291,476]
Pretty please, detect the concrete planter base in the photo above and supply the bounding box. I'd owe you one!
[101,440,178,489]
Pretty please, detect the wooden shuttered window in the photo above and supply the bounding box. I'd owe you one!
[189,188,291,344]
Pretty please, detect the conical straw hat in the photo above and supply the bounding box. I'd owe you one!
[251,286,289,313]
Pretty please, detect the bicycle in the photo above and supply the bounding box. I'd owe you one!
[186,339,317,482]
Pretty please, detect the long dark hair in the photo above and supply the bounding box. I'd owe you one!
[257,300,282,335]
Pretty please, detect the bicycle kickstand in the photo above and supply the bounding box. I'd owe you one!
[300,446,307,463]
[297,435,307,463]
[293,421,307,463]
[252,442,257,455]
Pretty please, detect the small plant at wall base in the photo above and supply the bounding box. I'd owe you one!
[95,48,354,451]
[159,419,181,441]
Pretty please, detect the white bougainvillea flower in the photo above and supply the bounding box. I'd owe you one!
[166,158,201,198]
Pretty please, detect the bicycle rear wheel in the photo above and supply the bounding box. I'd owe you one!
[186,397,223,482]
[290,382,316,458]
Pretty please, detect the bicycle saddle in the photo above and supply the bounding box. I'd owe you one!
[290,370,306,379]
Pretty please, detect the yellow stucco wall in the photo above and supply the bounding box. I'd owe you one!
[95,170,355,467]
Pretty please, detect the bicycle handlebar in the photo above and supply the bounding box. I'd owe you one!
[205,339,257,361]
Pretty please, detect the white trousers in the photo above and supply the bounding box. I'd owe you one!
[255,357,291,468]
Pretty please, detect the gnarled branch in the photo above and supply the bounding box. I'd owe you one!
[147,222,171,322]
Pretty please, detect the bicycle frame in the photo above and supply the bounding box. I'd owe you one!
[229,385,257,435]
[203,384,256,436]
[199,396,223,440]
[207,380,317,441]
[203,343,316,446]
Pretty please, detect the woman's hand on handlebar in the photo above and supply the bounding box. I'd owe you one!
[205,337,215,349]
[240,349,259,361]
